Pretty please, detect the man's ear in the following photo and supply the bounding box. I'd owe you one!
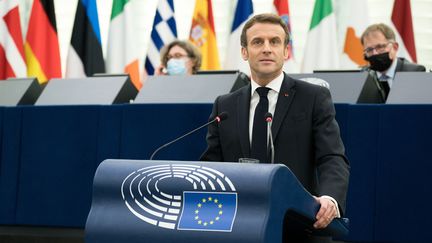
[283,45,289,61]
[241,47,248,61]
[392,42,399,52]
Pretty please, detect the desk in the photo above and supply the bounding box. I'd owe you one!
[0,104,431,242]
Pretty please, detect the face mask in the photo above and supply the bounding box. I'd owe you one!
[366,52,393,72]
[167,58,187,75]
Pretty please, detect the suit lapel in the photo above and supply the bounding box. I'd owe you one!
[395,57,403,71]
[237,85,251,157]
[272,74,296,141]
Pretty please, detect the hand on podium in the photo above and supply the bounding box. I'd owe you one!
[313,196,338,229]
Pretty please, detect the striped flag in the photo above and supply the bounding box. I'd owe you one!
[335,0,369,68]
[224,0,253,74]
[24,0,61,84]
[107,0,142,89]
[189,0,220,70]
[0,0,26,79]
[302,0,339,73]
[391,0,417,62]
[145,0,177,75]
[273,0,299,73]
[66,0,105,78]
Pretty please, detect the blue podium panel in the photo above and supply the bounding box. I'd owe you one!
[342,105,380,242]
[86,160,348,243]
[14,106,102,227]
[0,107,22,224]
[120,104,213,161]
[375,105,432,242]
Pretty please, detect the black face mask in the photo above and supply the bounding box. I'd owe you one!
[365,52,393,72]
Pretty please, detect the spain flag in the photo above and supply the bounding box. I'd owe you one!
[25,0,61,84]
[189,0,220,70]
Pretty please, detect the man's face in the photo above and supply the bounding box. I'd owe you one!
[362,30,398,60]
[241,23,289,84]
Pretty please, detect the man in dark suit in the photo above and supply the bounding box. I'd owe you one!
[359,23,426,102]
[201,13,349,242]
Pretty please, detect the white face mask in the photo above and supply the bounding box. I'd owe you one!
[167,58,187,75]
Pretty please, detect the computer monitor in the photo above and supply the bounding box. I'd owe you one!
[36,75,137,105]
[289,72,368,103]
[134,73,241,104]
[0,78,42,106]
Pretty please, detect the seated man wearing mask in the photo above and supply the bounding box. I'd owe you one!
[155,40,202,75]
[361,23,426,101]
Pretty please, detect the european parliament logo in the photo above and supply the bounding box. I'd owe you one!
[121,164,238,232]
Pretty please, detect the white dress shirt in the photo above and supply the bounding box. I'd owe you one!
[249,72,284,143]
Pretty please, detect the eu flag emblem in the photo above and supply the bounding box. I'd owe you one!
[178,191,237,232]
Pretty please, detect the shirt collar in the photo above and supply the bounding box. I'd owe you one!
[377,57,397,80]
[250,72,284,96]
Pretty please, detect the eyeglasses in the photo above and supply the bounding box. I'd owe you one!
[167,53,189,60]
[363,42,393,57]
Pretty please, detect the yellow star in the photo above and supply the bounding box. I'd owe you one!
[214,199,218,203]
[208,197,212,201]
[195,210,199,214]
[219,210,223,215]
[195,216,199,220]
[215,216,220,221]
[218,204,222,208]
[198,220,202,224]
[210,221,214,225]
[202,198,206,203]
[203,222,208,226]
[197,203,202,208]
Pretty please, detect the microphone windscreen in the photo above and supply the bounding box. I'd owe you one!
[218,112,229,121]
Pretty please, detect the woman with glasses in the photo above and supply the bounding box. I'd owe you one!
[155,40,202,75]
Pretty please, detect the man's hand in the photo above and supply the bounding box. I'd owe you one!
[313,196,338,229]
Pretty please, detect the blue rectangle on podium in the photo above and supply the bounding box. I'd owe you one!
[178,191,237,232]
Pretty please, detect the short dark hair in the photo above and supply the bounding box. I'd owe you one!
[240,13,290,48]
[361,23,396,45]
[160,40,202,74]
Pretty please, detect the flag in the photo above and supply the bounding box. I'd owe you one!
[66,0,105,78]
[334,0,369,68]
[145,0,177,75]
[0,0,26,79]
[107,0,142,89]
[224,0,253,74]
[25,0,62,84]
[189,0,220,70]
[178,192,237,231]
[273,0,299,73]
[301,0,339,73]
[391,0,417,62]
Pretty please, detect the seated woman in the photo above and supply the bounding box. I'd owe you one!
[155,40,202,75]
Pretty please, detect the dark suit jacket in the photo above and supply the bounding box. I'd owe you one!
[201,73,350,215]
[394,57,427,72]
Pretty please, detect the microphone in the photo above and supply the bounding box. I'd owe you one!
[265,112,275,164]
[149,112,228,160]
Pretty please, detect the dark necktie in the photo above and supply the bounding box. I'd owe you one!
[379,74,390,99]
[251,87,270,163]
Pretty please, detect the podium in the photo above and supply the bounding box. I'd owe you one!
[85,160,348,243]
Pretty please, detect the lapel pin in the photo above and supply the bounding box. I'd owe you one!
[284,93,289,97]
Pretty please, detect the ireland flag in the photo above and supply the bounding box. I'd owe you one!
[301,0,339,73]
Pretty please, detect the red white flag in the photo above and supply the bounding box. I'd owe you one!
[0,0,26,79]
[391,0,417,62]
